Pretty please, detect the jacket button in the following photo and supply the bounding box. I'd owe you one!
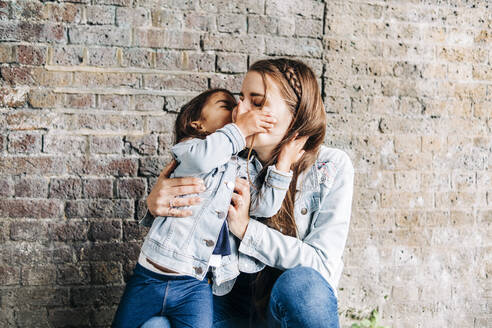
[301,207,308,215]
[194,266,203,275]
[216,210,225,219]
[205,239,215,247]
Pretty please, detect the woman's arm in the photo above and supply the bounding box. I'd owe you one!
[145,160,205,218]
[228,152,355,282]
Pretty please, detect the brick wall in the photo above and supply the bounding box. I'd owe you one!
[0,0,490,327]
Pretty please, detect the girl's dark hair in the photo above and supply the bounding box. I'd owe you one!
[174,88,237,144]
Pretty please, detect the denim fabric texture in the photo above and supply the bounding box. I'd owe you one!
[217,145,355,298]
[112,263,213,328]
[140,266,340,328]
[138,123,293,292]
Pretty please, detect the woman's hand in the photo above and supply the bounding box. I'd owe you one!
[146,160,205,217]
[227,177,251,240]
[276,134,308,172]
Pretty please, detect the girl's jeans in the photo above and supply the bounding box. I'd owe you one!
[141,266,340,328]
[111,263,213,328]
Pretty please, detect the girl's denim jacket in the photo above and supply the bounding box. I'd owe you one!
[138,123,292,294]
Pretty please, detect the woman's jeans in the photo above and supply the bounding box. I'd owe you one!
[111,263,213,328]
[141,266,340,328]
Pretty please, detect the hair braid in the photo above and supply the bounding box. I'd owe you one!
[280,64,302,104]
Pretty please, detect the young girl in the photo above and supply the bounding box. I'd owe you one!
[112,88,304,328]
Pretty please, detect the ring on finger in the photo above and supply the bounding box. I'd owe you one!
[169,198,175,208]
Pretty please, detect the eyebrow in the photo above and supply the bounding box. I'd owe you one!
[215,99,233,105]
[239,92,265,98]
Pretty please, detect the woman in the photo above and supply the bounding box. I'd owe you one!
[141,58,355,328]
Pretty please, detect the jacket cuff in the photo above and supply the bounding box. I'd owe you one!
[238,219,266,256]
[265,165,293,190]
[218,123,246,154]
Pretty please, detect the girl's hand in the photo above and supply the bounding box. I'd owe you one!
[147,160,205,217]
[234,100,276,137]
[227,177,251,240]
[276,134,308,172]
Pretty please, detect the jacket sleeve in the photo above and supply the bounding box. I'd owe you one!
[238,152,354,282]
[171,123,246,176]
[249,165,293,218]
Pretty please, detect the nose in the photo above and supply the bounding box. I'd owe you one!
[238,99,252,113]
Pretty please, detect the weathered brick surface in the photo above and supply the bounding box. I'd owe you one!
[0,0,490,327]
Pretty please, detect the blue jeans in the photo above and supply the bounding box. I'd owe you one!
[142,266,340,328]
[112,263,213,328]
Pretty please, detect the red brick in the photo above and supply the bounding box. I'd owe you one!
[82,178,114,198]
[0,199,64,219]
[7,132,42,154]
[15,45,46,66]
[116,178,147,198]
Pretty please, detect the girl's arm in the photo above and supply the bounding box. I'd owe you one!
[171,123,245,176]
[249,165,293,218]
[236,151,355,285]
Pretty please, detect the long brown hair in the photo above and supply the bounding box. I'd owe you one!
[174,88,237,143]
[246,58,327,318]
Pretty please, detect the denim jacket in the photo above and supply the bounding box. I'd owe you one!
[213,145,355,298]
[138,123,292,293]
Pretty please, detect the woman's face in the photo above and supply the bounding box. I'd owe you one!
[239,71,293,160]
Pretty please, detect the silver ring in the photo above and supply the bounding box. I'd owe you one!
[169,198,175,208]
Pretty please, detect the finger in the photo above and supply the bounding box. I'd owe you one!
[234,180,250,196]
[235,176,249,185]
[294,136,309,149]
[259,115,277,124]
[295,135,309,144]
[296,150,306,162]
[154,206,193,217]
[232,106,237,122]
[235,177,250,188]
[169,196,202,207]
[167,185,206,196]
[166,176,205,188]
[230,193,243,207]
[158,160,178,179]
[227,204,237,220]
[230,193,238,206]
[259,121,274,130]
[168,207,193,217]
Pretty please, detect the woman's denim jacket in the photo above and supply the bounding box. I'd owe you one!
[138,123,292,294]
[214,145,355,298]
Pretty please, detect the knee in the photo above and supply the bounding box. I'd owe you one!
[270,266,336,307]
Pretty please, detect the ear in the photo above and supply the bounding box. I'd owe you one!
[190,120,204,131]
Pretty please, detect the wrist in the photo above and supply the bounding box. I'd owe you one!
[235,121,250,137]
[239,220,249,240]
[275,160,291,172]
